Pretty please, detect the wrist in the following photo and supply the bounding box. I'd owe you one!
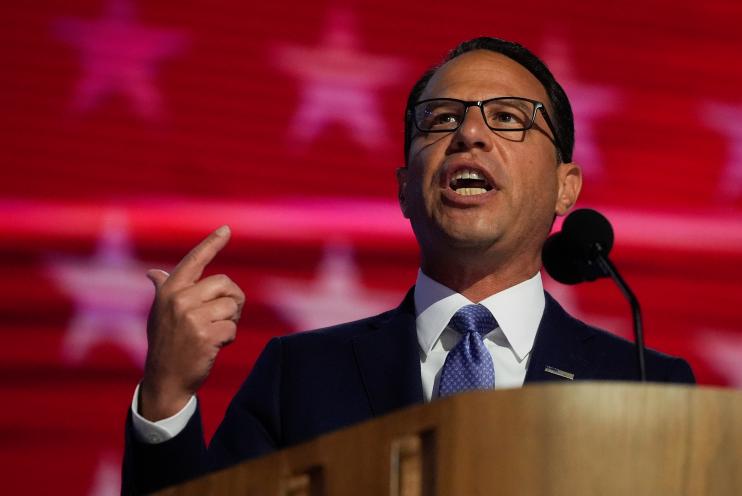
[139,378,192,422]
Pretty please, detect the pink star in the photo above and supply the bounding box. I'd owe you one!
[695,329,742,387]
[272,8,408,150]
[542,36,622,179]
[47,211,153,367]
[87,451,121,496]
[699,101,742,200]
[262,242,403,332]
[54,0,187,120]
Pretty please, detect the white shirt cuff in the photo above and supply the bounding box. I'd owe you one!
[130,384,197,444]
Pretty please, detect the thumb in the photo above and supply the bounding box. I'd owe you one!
[146,269,170,290]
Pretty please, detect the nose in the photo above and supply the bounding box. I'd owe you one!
[446,105,494,154]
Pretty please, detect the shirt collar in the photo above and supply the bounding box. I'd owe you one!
[414,269,545,362]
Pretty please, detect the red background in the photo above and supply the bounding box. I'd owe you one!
[1,0,741,493]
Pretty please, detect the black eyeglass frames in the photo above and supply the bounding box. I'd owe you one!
[410,97,563,159]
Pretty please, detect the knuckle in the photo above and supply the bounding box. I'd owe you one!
[235,286,246,302]
[183,309,201,327]
[172,295,189,315]
[199,327,213,340]
[224,322,238,338]
[182,250,201,268]
[183,249,209,273]
[194,328,211,346]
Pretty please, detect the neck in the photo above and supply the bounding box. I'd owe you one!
[420,247,541,302]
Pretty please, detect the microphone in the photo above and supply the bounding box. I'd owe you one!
[542,209,647,381]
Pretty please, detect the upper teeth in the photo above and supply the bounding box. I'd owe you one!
[449,168,491,196]
[452,169,484,181]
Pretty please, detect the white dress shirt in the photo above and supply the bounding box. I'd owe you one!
[130,385,196,444]
[415,270,544,401]
[132,270,545,442]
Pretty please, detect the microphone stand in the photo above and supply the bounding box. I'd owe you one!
[594,244,647,382]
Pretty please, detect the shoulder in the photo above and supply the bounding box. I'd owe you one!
[275,306,399,348]
[543,292,695,383]
[273,287,416,351]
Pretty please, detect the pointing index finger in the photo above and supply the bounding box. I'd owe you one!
[168,225,231,288]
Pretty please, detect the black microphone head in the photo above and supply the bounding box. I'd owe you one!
[562,208,614,258]
[542,208,614,284]
[542,232,587,284]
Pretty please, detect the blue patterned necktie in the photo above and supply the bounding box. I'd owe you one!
[437,304,497,398]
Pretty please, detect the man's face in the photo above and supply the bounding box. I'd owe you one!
[398,50,581,266]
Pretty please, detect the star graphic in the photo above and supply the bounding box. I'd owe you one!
[47,211,153,368]
[541,36,622,179]
[699,101,742,200]
[87,451,121,496]
[54,0,187,120]
[262,242,403,332]
[272,7,408,150]
[695,328,742,387]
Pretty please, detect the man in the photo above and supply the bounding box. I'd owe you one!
[122,37,694,494]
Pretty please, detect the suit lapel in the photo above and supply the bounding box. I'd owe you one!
[352,288,597,410]
[352,288,424,416]
[525,292,595,383]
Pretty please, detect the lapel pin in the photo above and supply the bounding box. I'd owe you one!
[545,366,574,380]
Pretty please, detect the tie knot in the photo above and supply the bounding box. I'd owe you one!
[449,304,497,337]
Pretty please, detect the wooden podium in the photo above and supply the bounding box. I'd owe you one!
[158,383,742,495]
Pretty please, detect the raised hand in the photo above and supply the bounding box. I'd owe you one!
[139,226,245,421]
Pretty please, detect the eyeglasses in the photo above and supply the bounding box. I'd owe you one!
[410,97,563,159]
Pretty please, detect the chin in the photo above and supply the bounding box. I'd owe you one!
[438,227,500,251]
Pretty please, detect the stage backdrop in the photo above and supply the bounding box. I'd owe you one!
[1,0,741,494]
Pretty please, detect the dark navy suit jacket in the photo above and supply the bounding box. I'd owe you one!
[121,290,694,494]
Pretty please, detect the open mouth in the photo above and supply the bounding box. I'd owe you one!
[449,168,494,196]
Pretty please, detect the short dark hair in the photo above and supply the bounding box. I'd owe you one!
[403,37,574,165]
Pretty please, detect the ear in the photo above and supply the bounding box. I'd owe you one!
[396,166,410,218]
[554,162,582,216]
